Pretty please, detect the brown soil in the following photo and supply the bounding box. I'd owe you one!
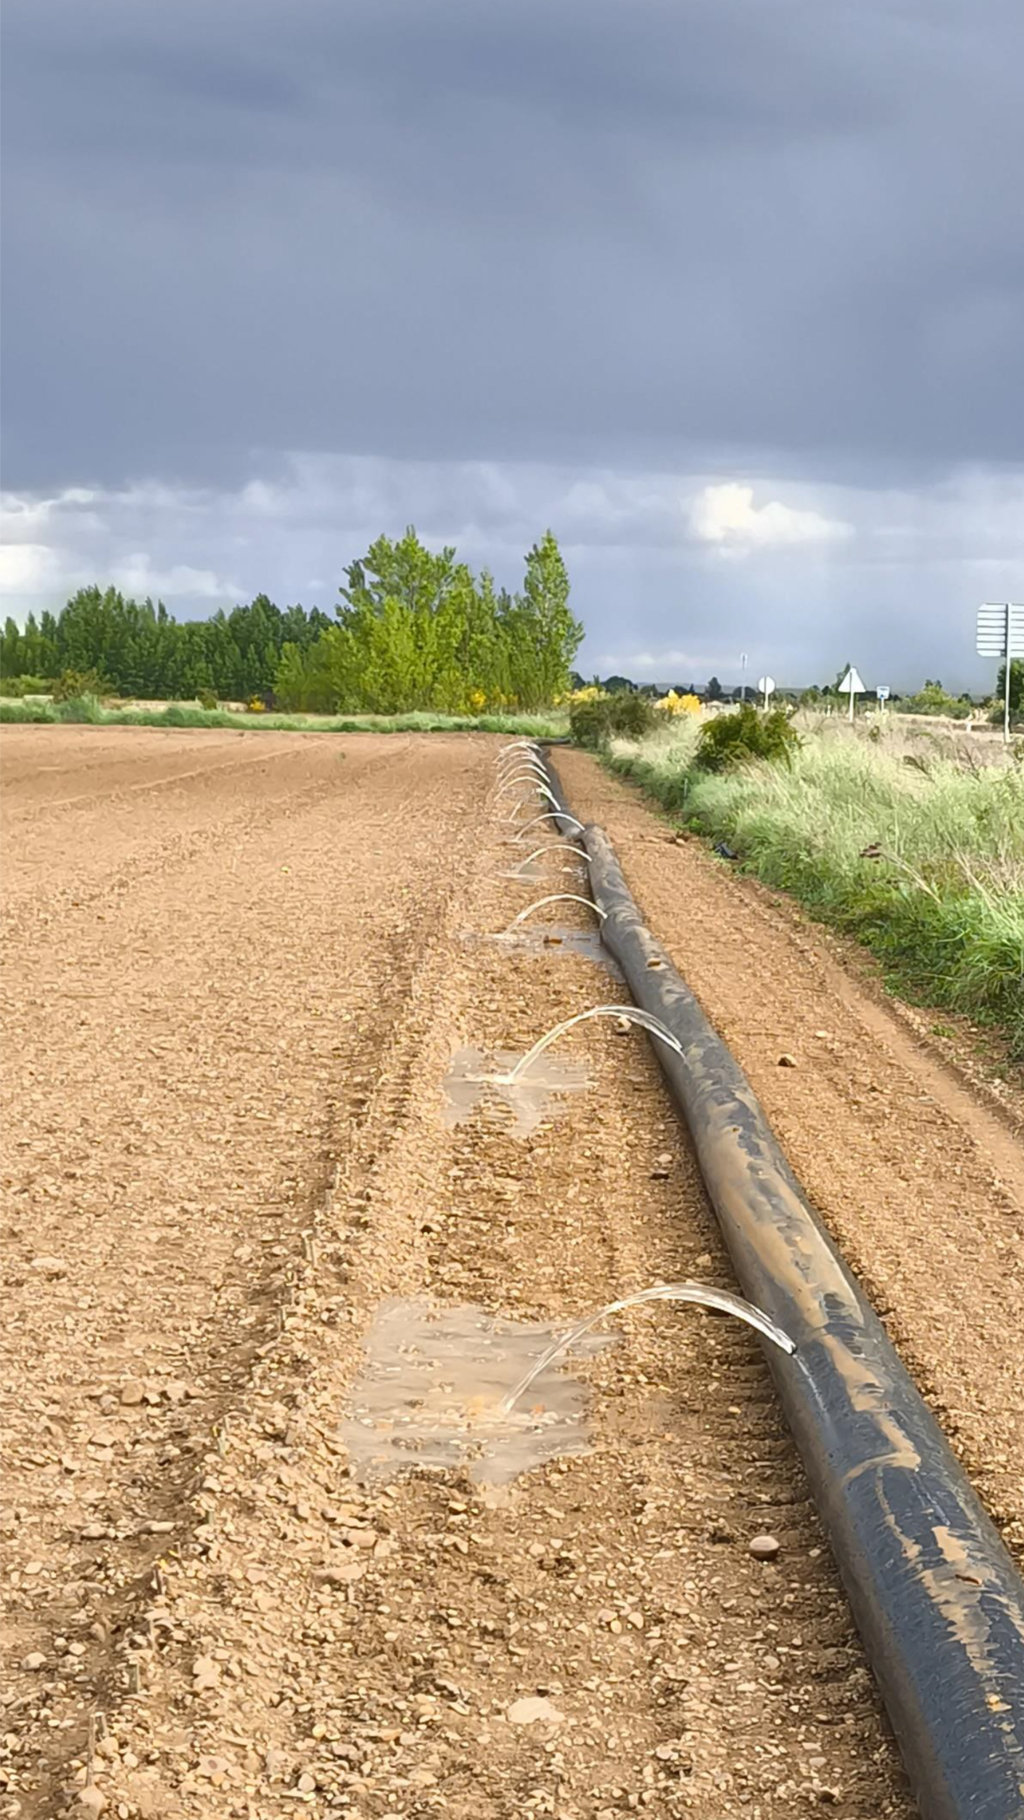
[3,725,1008,1818]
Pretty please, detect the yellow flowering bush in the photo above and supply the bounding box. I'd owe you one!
[247,697,267,713]
[561,684,607,706]
[656,690,701,717]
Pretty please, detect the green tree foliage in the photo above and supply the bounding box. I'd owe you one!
[277,527,582,713]
[0,588,330,701]
[995,659,1024,722]
[1,530,580,714]
[512,531,582,708]
[901,679,973,719]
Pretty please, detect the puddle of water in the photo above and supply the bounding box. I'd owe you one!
[341,1298,614,1484]
[494,864,584,883]
[460,925,621,975]
[443,1045,591,1137]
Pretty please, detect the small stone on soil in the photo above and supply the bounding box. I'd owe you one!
[749,1533,781,1560]
[507,1696,565,1726]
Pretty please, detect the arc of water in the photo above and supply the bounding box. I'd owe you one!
[498,762,549,783]
[498,742,540,761]
[496,774,546,802]
[503,799,548,824]
[497,757,547,774]
[499,1004,682,1083]
[511,843,588,874]
[498,772,548,794]
[505,781,560,821]
[501,1282,796,1412]
[504,894,607,932]
[497,744,543,761]
[514,811,585,841]
[497,765,548,787]
[497,746,545,765]
[496,759,548,780]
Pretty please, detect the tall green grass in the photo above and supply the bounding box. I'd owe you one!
[0,696,567,738]
[607,721,1024,1056]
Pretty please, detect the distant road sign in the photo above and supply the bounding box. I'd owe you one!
[977,603,1024,658]
[977,604,1024,742]
[876,685,890,701]
[837,666,865,722]
[757,675,776,695]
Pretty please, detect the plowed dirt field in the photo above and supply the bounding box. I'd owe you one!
[2,727,1020,1820]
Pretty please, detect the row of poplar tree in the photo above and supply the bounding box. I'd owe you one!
[0,530,583,713]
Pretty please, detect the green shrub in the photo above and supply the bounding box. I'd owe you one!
[197,687,218,710]
[55,692,105,723]
[0,697,58,722]
[569,696,609,746]
[570,690,658,747]
[51,668,109,703]
[0,674,54,698]
[901,681,973,719]
[695,703,800,773]
[610,692,658,739]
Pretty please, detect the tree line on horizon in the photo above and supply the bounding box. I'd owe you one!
[0,529,584,713]
[584,666,1022,719]
[2,551,1018,722]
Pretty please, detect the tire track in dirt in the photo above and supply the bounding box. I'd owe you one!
[1,735,914,1818]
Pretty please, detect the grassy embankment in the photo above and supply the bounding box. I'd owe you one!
[0,696,567,739]
[605,715,1024,1058]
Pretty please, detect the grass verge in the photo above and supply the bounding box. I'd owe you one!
[0,697,567,738]
[604,721,1024,1059]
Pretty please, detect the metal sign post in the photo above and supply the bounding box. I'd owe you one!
[837,666,865,723]
[977,603,1023,744]
[757,674,776,710]
[876,685,890,710]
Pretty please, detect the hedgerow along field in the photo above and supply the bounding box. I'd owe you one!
[603,707,1024,1058]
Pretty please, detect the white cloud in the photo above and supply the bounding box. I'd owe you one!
[1,487,102,543]
[0,487,244,611]
[0,542,63,593]
[109,554,240,600]
[690,482,851,549]
[595,649,700,677]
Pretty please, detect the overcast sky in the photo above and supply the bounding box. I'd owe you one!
[3,0,1023,688]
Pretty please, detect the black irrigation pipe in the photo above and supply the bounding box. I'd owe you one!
[540,750,1024,1820]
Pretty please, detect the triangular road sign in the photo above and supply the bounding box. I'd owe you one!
[837,667,865,694]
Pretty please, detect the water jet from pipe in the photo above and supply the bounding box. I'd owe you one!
[502,1283,796,1413]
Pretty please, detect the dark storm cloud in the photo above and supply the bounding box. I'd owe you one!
[4,0,1023,489]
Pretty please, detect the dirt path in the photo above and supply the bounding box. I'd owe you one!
[557,748,1024,1567]
[0,728,928,1816]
